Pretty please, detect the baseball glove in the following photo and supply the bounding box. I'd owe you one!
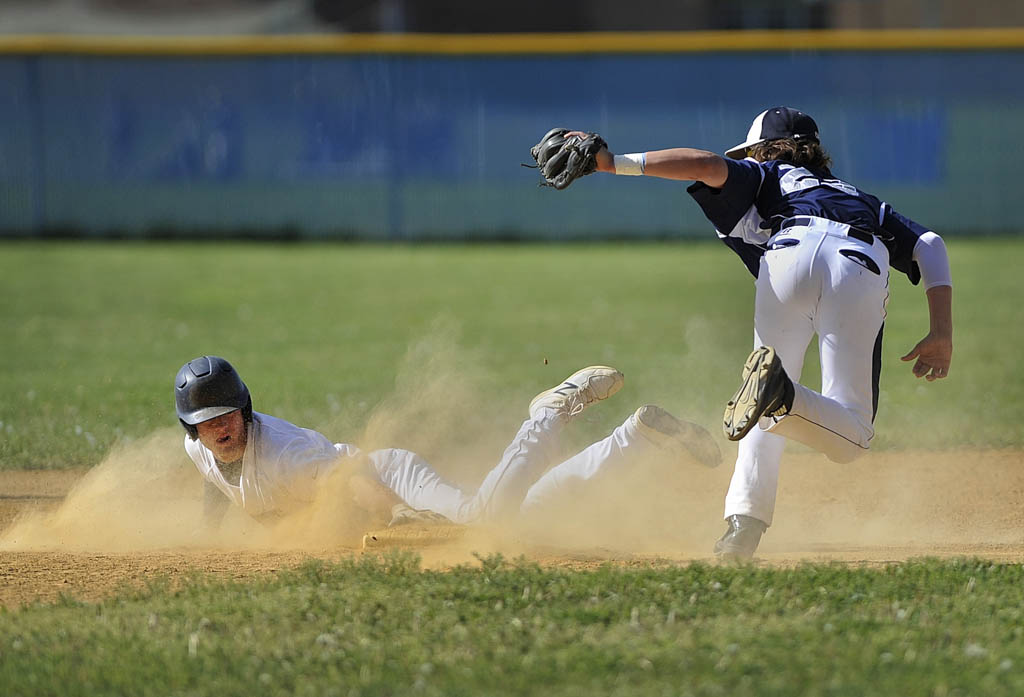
[387,503,452,527]
[528,128,607,190]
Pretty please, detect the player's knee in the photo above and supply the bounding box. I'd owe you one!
[828,418,874,464]
[825,441,869,464]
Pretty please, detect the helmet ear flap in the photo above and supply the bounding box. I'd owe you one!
[242,395,253,423]
[180,419,199,440]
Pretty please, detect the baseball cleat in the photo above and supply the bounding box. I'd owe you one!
[723,346,793,442]
[633,405,722,468]
[713,514,767,562]
[529,366,624,420]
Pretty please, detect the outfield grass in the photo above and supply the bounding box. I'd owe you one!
[0,238,1018,469]
[0,239,1021,696]
[1,554,1023,696]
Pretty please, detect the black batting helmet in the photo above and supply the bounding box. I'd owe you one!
[174,356,253,439]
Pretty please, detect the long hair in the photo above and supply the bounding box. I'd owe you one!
[748,138,833,173]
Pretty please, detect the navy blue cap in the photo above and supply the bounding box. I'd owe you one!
[726,107,820,159]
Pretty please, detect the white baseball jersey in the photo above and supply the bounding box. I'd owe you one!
[186,409,667,525]
[185,412,359,517]
[688,157,950,526]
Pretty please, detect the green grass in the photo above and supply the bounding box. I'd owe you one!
[2,554,1024,696]
[1,240,1022,696]
[0,238,1019,469]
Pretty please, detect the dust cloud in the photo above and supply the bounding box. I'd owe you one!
[1,321,1019,562]
[0,322,729,558]
[354,317,509,478]
[342,320,734,559]
[0,429,210,552]
[763,448,1024,557]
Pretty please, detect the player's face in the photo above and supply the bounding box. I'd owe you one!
[196,410,247,463]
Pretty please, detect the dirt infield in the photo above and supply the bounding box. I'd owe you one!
[2,445,1023,608]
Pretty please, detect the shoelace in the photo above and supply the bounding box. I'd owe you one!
[565,398,586,417]
[551,380,589,417]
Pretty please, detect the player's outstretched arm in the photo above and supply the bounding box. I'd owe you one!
[530,128,729,190]
[901,284,953,381]
[593,145,729,188]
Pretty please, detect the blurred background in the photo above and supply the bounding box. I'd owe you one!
[1,3,1021,470]
[2,0,1021,33]
[1,1,1022,239]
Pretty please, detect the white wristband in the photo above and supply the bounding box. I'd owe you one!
[613,152,646,176]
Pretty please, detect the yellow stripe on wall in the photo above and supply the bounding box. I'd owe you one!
[2,28,1024,55]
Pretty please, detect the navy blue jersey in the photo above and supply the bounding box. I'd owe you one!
[687,158,929,283]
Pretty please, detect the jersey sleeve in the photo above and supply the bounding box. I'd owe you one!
[274,437,343,506]
[912,231,952,289]
[686,158,764,233]
[687,158,769,278]
[879,203,927,285]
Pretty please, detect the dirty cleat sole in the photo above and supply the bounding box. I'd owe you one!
[723,346,787,442]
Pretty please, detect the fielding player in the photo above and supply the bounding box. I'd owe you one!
[550,106,952,560]
[174,356,720,531]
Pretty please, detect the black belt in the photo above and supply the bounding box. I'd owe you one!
[778,216,875,245]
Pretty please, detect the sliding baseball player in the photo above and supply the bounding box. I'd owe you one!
[174,356,720,532]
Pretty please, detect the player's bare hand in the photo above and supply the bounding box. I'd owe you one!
[563,130,613,172]
[901,332,953,381]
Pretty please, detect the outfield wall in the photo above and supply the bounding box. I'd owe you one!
[2,31,1023,239]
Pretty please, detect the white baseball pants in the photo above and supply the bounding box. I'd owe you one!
[724,217,890,526]
[368,409,665,525]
